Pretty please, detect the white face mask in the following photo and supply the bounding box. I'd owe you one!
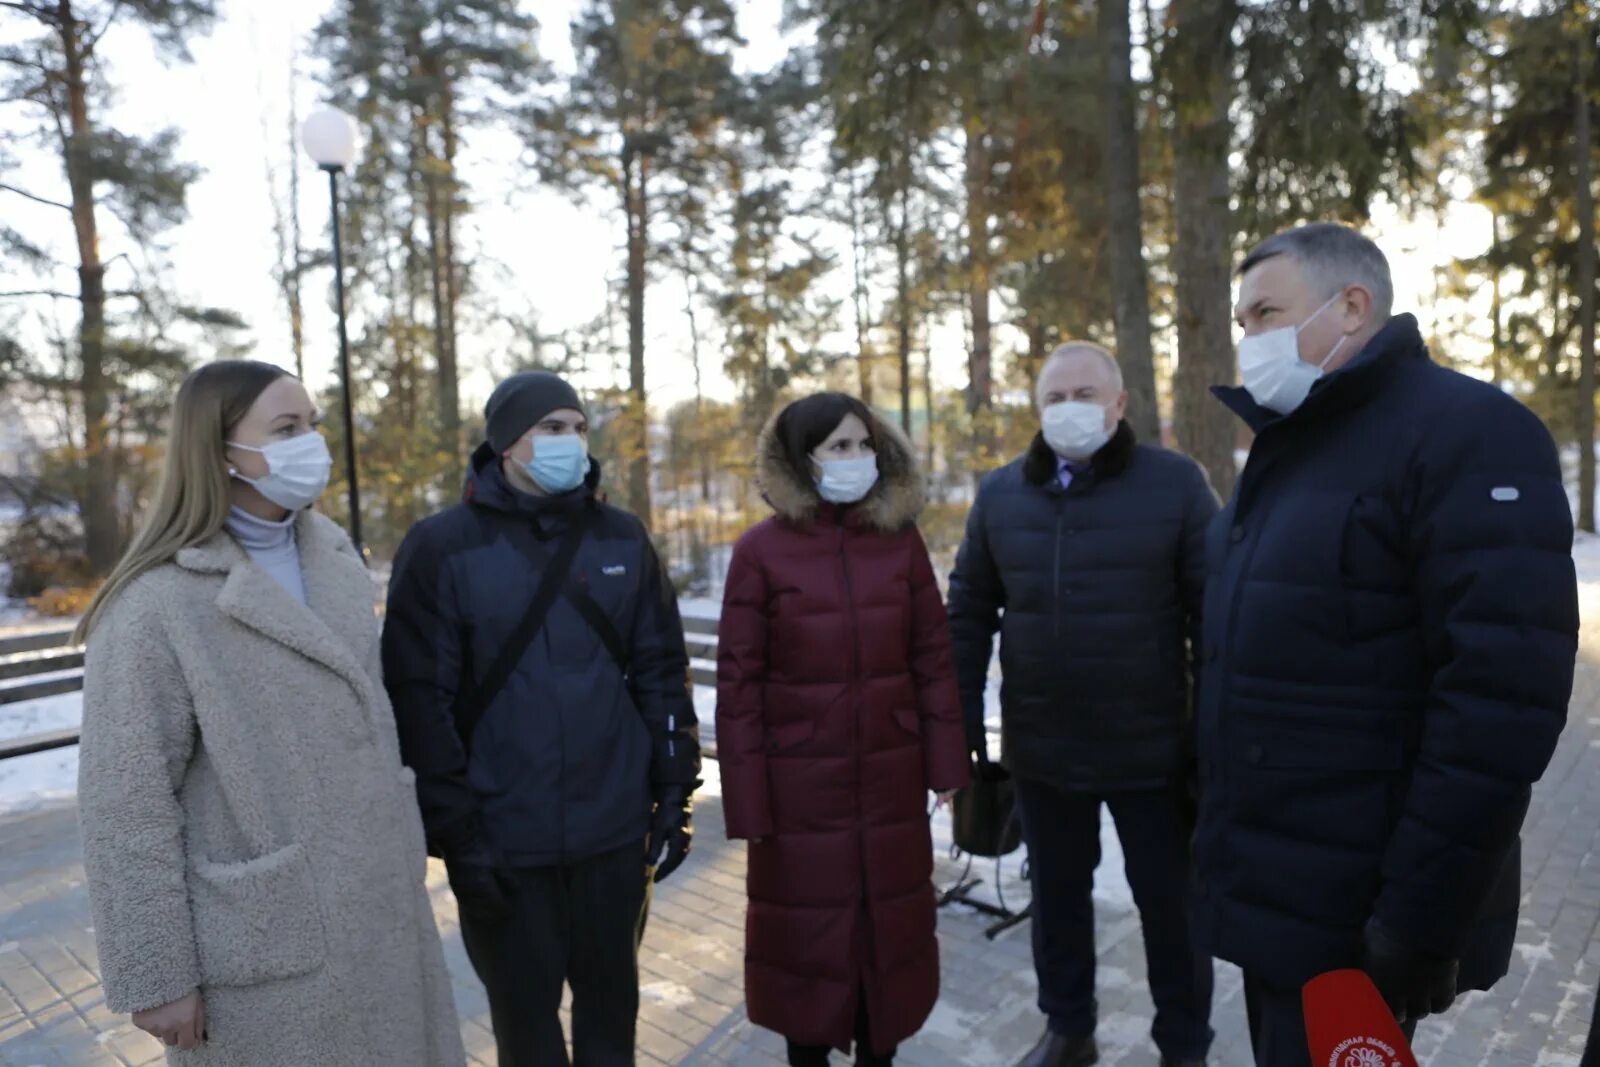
[1041,400,1113,460]
[228,431,334,511]
[1238,293,1348,415]
[815,455,879,504]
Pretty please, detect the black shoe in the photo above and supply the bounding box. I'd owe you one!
[1015,1031,1098,1067]
[1160,1060,1206,1067]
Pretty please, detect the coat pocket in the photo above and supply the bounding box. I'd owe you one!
[189,842,326,987]
[765,717,815,754]
[397,766,430,883]
[891,706,922,737]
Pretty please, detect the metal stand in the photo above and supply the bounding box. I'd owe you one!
[937,846,1034,940]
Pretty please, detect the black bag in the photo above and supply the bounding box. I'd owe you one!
[952,756,1023,859]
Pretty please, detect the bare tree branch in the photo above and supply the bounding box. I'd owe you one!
[83,0,127,58]
[1,288,143,301]
[0,181,71,211]
[0,1,56,21]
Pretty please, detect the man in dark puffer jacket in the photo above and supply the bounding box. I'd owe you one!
[1194,223,1577,1066]
[949,343,1220,1067]
[382,371,700,1067]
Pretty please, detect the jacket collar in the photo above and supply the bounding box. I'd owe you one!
[175,511,379,717]
[1022,419,1137,491]
[1214,313,1426,434]
[462,441,601,534]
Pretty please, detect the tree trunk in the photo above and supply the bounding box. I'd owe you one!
[923,339,936,474]
[1167,0,1240,498]
[682,248,711,501]
[624,148,653,527]
[1099,0,1161,443]
[59,0,118,576]
[438,79,463,453]
[895,183,912,434]
[849,168,874,404]
[1028,318,1048,379]
[964,121,993,417]
[1575,32,1596,533]
[1490,208,1504,386]
[755,238,776,427]
[416,97,456,459]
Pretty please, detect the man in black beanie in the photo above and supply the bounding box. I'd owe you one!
[382,370,701,1067]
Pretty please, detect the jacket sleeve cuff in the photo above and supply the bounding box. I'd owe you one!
[924,719,974,794]
[719,758,773,839]
[102,954,201,1016]
[650,729,703,785]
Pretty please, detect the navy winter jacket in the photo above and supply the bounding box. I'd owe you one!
[948,423,1220,790]
[382,445,700,868]
[1191,313,1577,992]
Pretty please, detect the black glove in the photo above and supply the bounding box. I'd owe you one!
[646,782,698,884]
[445,861,515,923]
[1360,919,1459,1024]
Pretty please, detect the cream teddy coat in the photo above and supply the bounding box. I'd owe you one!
[77,511,465,1066]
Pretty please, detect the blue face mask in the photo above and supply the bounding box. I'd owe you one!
[525,434,589,494]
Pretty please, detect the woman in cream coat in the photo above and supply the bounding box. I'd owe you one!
[75,360,464,1065]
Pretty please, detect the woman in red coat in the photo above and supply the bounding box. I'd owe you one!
[717,392,971,1065]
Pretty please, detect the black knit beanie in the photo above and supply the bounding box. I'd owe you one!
[484,371,586,453]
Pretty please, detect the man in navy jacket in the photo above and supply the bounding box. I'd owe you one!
[950,344,1219,1067]
[1192,223,1578,1066]
[383,372,701,1066]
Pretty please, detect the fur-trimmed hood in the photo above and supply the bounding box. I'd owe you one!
[755,408,925,532]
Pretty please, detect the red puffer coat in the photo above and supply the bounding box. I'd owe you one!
[716,414,970,1055]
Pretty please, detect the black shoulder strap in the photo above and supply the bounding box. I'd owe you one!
[455,509,591,750]
[563,580,630,678]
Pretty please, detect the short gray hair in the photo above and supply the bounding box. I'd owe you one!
[1039,341,1123,393]
[1239,223,1394,320]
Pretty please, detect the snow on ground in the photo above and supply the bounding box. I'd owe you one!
[1573,533,1600,629]
[0,692,82,816]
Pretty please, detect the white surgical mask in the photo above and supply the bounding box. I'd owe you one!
[1041,401,1113,460]
[1238,293,1348,415]
[815,456,879,504]
[228,431,333,511]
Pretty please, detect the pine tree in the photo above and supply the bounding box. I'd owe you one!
[525,0,742,527]
[1163,0,1240,497]
[1099,0,1160,441]
[0,0,219,575]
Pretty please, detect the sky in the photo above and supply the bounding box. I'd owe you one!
[0,0,1498,431]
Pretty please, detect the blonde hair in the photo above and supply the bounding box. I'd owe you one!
[75,360,292,642]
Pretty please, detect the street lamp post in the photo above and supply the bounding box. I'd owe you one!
[300,107,364,557]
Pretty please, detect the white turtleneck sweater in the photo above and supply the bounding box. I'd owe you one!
[225,506,308,605]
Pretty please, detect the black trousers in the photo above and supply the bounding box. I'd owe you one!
[458,844,649,1067]
[786,991,894,1066]
[1244,975,1418,1067]
[1013,778,1215,1062]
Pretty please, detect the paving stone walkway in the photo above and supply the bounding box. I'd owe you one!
[3,643,1597,1065]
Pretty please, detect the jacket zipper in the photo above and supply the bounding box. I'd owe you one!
[1215,440,1274,799]
[836,519,874,1031]
[1053,507,1065,640]
[836,522,869,903]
